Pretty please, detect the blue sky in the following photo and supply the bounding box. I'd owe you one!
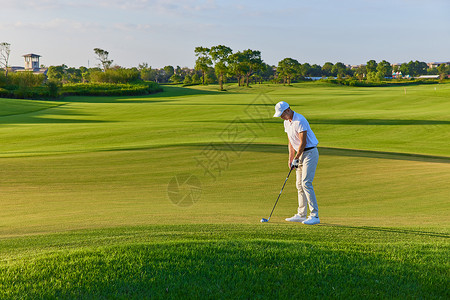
[1,0,449,68]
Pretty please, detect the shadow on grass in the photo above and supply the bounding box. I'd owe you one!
[60,86,223,103]
[0,104,112,124]
[317,146,450,164]
[320,223,450,239]
[0,117,111,124]
[181,143,450,164]
[193,118,450,126]
[309,118,450,126]
[107,143,450,164]
[59,97,176,104]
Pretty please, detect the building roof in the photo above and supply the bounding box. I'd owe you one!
[22,53,41,57]
[417,75,440,79]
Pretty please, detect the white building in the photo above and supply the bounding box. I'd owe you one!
[10,53,47,74]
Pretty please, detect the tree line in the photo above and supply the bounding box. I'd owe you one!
[193,45,449,87]
[1,43,449,89]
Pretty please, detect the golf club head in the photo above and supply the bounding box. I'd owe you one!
[260,218,269,223]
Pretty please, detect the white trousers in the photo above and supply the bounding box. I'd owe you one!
[296,148,319,218]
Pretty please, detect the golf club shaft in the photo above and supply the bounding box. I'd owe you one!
[267,166,294,220]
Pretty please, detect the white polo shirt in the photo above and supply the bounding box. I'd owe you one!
[284,111,318,150]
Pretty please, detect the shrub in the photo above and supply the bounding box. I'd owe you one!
[90,68,140,84]
[0,71,7,87]
[0,80,162,100]
[7,72,45,88]
[46,80,62,98]
[0,87,10,98]
[170,74,182,84]
[61,82,163,96]
[192,74,201,84]
[183,75,192,85]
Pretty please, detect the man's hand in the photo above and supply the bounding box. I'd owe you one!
[291,159,299,169]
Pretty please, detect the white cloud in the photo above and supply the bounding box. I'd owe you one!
[0,18,103,32]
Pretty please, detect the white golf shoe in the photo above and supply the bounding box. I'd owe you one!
[302,217,320,225]
[285,214,307,222]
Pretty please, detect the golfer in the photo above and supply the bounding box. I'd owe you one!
[273,101,320,225]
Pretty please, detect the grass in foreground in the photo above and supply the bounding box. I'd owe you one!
[0,224,448,299]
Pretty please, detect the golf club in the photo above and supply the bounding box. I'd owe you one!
[261,165,295,223]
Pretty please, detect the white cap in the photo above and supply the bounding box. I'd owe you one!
[273,101,289,117]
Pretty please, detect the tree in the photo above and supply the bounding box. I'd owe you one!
[308,64,322,77]
[192,73,201,84]
[376,60,392,78]
[406,60,427,77]
[300,63,311,78]
[169,73,182,84]
[229,51,248,86]
[437,63,448,81]
[138,63,158,82]
[183,74,192,85]
[138,62,149,71]
[427,66,439,75]
[210,45,233,91]
[47,65,68,82]
[141,68,158,82]
[175,66,182,75]
[416,61,428,75]
[204,67,217,84]
[331,62,348,79]
[241,49,263,87]
[322,62,334,77]
[255,62,275,83]
[93,48,113,71]
[367,71,383,82]
[366,60,378,73]
[194,46,212,85]
[354,65,366,82]
[79,66,89,82]
[400,63,410,77]
[66,67,83,83]
[277,58,300,85]
[163,65,175,80]
[0,42,11,77]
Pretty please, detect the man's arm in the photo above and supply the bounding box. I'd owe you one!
[294,131,307,160]
[288,139,295,168]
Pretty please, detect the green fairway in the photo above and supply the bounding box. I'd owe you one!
[0,82,449,298]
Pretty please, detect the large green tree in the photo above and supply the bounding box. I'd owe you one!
[210,45,233,91]
[331,62,348,79]
[308,64,322,77]
[47,65,68,82]
[437,63,448,81]
[376,60,392,78]
[354,65,367,82]
[406,60,427,76]
[300,63,311,77]
[257,63,275,82]
[366,60,378,73]
[229,51,248,86]
[194,47,212,85]
[400,63,410,77]
[277,58,300,85]
[322,62,334,77]
[163,65,175,81]
[241,49,263,87]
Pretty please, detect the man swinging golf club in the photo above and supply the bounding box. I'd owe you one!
[273,101,320,225]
